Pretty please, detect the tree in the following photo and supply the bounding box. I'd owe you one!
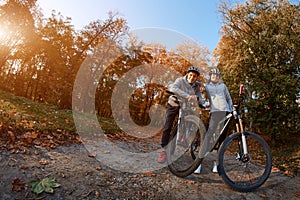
[215,0,300,140]
[36,11,77,107]
[173,39,210,76]
[0,0,40,95]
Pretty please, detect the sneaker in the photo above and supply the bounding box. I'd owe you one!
[157,151,167,163]
[194,164,202,174]
[177,135,188,148]
[212,161,218,173]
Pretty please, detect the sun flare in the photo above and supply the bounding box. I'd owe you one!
[0,29,5,37]
[0,26,8,41]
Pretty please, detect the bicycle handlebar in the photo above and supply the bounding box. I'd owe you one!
[232,84,247,119]
[166,90,205,110]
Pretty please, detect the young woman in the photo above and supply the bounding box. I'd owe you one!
[196,68,233,173]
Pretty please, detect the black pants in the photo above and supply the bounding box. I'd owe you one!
[200,111,229,157]
[161,104,179,148]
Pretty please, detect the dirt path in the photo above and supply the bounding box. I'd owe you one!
[1,142,300,200]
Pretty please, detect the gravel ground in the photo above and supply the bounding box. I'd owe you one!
[0,142,300,200]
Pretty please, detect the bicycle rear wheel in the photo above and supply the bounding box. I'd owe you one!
[167,116,205,177]
[218,131,272,192]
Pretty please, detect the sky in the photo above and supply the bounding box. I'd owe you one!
[38,0,223,52]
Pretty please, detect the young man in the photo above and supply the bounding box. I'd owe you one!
[157,66,205,163]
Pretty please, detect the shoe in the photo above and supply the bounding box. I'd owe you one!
[194,164,202,174]
[177,135,188,148]
[157,151,167,163]
[180,134,186,143]
[212,161,218,173]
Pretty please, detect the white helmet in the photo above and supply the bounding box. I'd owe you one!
[209,68,220,76]
[187,66,200,76]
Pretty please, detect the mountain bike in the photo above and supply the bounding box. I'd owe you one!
[165,92,206,177]
[166,85,272,192]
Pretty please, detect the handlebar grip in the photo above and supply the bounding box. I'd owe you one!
[239,84,244,95]
[166,90,175,95]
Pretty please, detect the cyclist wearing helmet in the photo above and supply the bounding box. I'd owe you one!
[198,68,232,173]
[206,68,232,113]
[157,66,205,163]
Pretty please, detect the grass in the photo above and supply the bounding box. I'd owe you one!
[269,136,300,176]
[0,90,75,132]
[0,89,299,176]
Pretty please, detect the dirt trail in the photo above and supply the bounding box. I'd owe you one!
[0,142,300,200]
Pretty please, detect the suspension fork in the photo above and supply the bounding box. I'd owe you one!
[236,117,249,158]
[176,109,182,142]
[239,118,249,155]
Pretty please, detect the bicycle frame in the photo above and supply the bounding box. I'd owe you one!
[168,84,272,192]
[176,99,200,144]
[202,84,249,158]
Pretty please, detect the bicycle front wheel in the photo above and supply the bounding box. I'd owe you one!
[167,116,205,177]
[218,131,272,192]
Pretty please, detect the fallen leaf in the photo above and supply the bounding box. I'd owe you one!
[39,158,49,165]
[95,190,100,198]
[260,193,267,198]
[143,171,156,177]
[284,170,295,176]
[19,165,31,169]
[88,153,96,157]
[30,178,60,194]
[131,174,138,178]
[294,191,300,197]
[271,166,281,173]
[8,131,15,143]
[12,178,26,192]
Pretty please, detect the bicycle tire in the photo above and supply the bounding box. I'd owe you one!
[167,115,205,177]
[190,118,205,160]
[218,131,272,192]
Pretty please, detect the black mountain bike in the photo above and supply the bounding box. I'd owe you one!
[166,85,272,192]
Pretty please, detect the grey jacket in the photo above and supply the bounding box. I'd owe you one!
[206,82,233,113]
[167,75,204,107]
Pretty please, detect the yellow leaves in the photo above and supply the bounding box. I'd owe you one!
[65,119,70,125]
[8,110,16,117]
[8,131,15,144]
[23,131,38,143]
[284,170,296,177]
[187,180,196,185]
[142,171,156,177]
[271,166,281,173]
[28,121,35,129]
[39,158,49,165]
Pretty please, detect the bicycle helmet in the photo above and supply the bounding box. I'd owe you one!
[187,66,200,76]
[209,68,220,76]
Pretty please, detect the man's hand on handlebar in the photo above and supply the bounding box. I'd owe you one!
[187,95,198,103]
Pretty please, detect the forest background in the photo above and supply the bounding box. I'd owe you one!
[0,0,299,173]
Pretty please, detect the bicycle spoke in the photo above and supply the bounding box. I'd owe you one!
[167,118,206,177]
[218,132,272,192]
